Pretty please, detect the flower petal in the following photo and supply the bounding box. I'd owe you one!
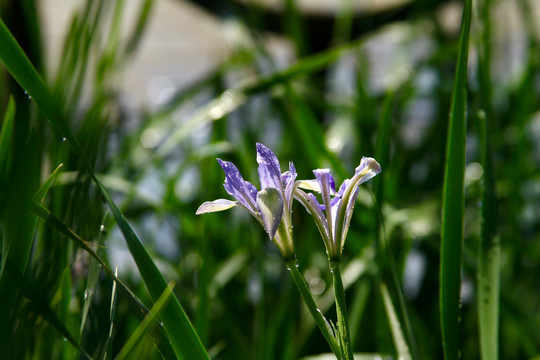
[282,161,298,209]
[256,188,284,239]
[256,143,282,190]
[314,169,335,240]
[218,159,258,214]
[353,157,381,185]
[196,199,238,215]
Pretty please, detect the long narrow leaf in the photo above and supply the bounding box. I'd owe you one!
[439,1,472,360]
[0,19,209,360]
[93,176,209,360]
[476,0,500,358]
[5,261,92,360]
[115,282,175,360]
[381,283,412,360]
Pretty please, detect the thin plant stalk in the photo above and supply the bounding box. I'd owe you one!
[330,261,354,360]
[286,260,341,358]
[439,1,472,359]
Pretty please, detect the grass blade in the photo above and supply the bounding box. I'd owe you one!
[5,261,92,360]
[0,96,15,178]
[115,282,175,360]
[104,267,119,360]
[0,19,209,359]
[439,1,472,359]
[476,0,500,358]
[477,112,500,360]
[381,283,412,360]
[93,176,210,360]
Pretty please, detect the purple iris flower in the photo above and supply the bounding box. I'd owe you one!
[196,143,298,260]
[295,157,381,260]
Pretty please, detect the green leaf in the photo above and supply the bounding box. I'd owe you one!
[115,282,175,360]
[381,283,412,360]
[0,96,15,178]
[5,261,92,360]
[0,19,209,360]
[439,1,472,360]
[93,176,209,360]
[33,163,63,203]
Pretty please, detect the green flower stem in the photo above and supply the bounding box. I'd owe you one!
[286,260,341,358]
[330,261,354,360]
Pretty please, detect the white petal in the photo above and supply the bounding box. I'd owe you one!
[196,199,238,215]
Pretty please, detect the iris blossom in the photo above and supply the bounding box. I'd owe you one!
[196,143,298,261]
[294,157,381,261]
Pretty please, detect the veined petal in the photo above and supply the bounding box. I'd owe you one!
[282,161,298,210]
[256,188,284,239]
[196,199,238,215]
[340,186,360,250]
[256,143,282,190]
[314,169,335,243]
[218,159,258,215]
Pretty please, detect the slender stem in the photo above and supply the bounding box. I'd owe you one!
[286,261,341,358]
[330,261,354,360]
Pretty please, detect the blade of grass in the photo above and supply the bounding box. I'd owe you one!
[476,0,500,358]
[33,163,64,202]
[477,113,500,359]
[123,0,155,57]
[104,267,119,360]
[25,198,177,359]
[94,176,210,360]
[80,212,108,336]
[0,96,16,278]
[4,261,92,360]
[115,282,175,360]
[0,95,15,178]
[0,20,209,359]
[439,1,472,360]
[373,93,420,359]
[381,282,412,360]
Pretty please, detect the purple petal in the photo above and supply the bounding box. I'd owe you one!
[340,186,360,249]
[256,143,282,190]
[282,161,298,208]
[308,192,325,211]
[218,158,258,215]
[313,169,335,235]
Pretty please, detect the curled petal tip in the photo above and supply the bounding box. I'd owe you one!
[364,157,381,174]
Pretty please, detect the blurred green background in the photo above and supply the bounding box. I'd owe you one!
[1,0,539,359]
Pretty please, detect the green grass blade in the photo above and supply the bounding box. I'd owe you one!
[93,176,210,360]
[0,20,209,359]
[104,267,119,360]
[32,163,63,203]
[0,95,15,178]
[0,18,89,165]
[439,1,472,359]
[476,0,501,357]
[477,113,500,360]
[26,198,177,358]
[5,261,92,360]
[381,283,412,360]
[80,212,108,336]
[123,0,155,57]
[115,282,175,360]
[0,96,15,278]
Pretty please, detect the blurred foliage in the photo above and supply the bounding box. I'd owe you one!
[1,0,540,359]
